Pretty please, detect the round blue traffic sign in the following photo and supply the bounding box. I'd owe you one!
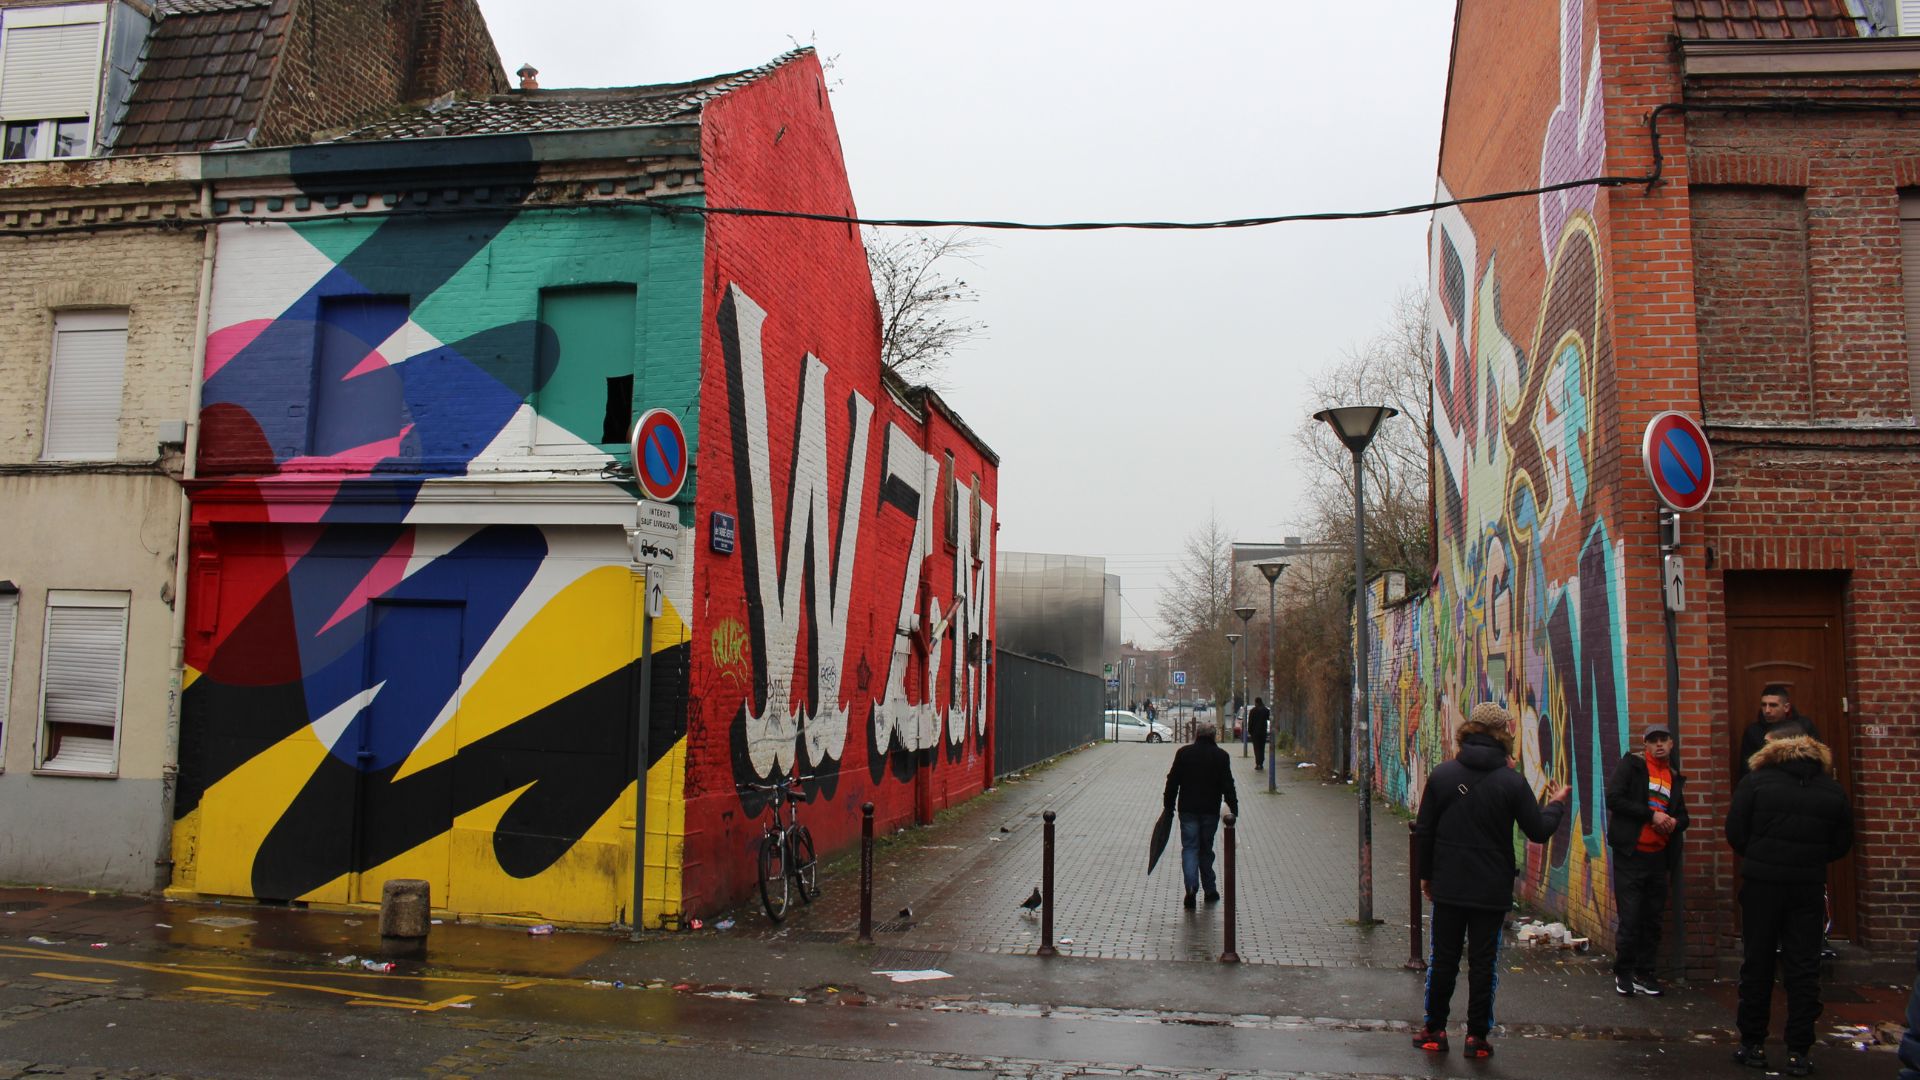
[630,408,688,502]
[1641,411,1714,512]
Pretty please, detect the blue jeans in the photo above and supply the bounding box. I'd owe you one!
[1179,811,1219,894]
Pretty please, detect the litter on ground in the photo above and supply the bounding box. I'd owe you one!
[871,969,954,983]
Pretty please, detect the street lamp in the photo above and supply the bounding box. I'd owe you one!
[1256,562,1288,793]
[1223,632,1242,738]
[1233,605,1256,755]
[1315,404,1396,927]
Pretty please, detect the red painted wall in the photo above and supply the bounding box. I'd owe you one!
[682,54,999,915]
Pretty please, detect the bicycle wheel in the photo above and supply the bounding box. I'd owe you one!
[789,825,818,904]
[758,831,791,922]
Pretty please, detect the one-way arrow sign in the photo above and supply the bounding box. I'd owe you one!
[647,577,665,619]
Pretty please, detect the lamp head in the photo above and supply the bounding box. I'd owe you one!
[1233,605,1256,623]
[1225,632,1242,645]
[1313,405,1398,454]
[1256,561,1288,584]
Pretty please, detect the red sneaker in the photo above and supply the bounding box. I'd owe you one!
[1410,1028,1448,1052]
[1463,1035,1495,1059]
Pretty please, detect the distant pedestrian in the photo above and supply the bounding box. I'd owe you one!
[1411,702,1568,1060]
[1247,697,1271,770]
[1605,722,1689,998]
[1726,732,1853,1076]
[1162,720,1238,910]
[1737,683,1818,779]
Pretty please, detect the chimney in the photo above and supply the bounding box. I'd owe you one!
[517,64,540,91]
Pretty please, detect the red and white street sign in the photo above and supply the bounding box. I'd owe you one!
[629,408,688,502]
[1641,411,1715,513]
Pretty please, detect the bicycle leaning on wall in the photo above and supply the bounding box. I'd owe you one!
[739,773,820,921]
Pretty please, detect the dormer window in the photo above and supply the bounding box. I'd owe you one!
[0,4,105,161]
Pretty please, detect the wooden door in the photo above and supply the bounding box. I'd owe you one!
[1723,572,1855,939]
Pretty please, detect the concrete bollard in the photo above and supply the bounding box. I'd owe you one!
[379,878,431,959]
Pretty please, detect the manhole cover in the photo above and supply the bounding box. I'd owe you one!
[784,930,845,943]
[867,948,947,970]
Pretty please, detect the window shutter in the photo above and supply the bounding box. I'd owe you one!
[0,21,101,123]
[38,591,126,774]
[43,310,127,461]
[0,593,15,765]
[1902,197,1920,418]
[1902,0,1920,35]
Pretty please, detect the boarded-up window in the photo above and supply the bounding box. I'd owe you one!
[312,295,409,457]
[37,589,127,775]
[533,286,637,452]
[1691,187,1810,423]
[1901,194,1920,419]
[42,309,127,461]
[0,588,15,770]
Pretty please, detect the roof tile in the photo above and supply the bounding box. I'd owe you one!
[1673,0,1879,40]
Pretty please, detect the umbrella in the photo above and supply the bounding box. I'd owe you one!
[1147,808,1174,875]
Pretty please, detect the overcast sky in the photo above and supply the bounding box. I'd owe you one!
[477,1,1456,648]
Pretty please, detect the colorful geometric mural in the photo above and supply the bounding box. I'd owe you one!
[172,201,705,927]
[1369,0,1629,936]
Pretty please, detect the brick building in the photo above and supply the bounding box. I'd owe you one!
[0,0,501,891]
[1366,0,1920,970]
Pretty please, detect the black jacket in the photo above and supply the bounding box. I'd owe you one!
[1604,752,1690,861]
[1164,739,1239,818]
[1726,735,1853,885]
[1414,733,1566,911]
[1247,705,1270,742]
[1738,709,1818,778]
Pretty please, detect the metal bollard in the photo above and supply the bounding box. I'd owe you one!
[859,802,875,944]
[1220,813,1239,963]
[379,878,430,960]
[1037,810,1058,957]
[1406,821,1426,970]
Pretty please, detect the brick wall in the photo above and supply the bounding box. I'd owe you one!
[257,0,507,148]
[684,52,1000,915]
[1692,187,1812,422]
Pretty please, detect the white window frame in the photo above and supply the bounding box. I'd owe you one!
[0,3,105,162]
[0,588,16,772]
[42,308,128,461]
[36,589,128,777]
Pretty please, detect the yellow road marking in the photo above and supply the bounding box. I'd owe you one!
[33,972,115,984]
[347,993,475,1012]
[187,986,272,997]
[0,945,424,1005]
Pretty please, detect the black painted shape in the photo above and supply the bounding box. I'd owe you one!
[245,642,691,899]
[717,288,773,725]
[173,673,314,820]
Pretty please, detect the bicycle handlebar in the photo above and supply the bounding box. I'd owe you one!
[737,774,817,794]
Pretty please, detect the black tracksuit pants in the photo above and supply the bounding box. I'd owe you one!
[1612,848,1670,978]
[1424,901,1507,1037]
[1737,881,1826,1052]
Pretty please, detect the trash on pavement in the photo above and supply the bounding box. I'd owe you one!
[714,918,735,931]
[688,918,704,930]
[360,959,396,972]
[700,990,754,999]
[27,935,62,945]
[1296,762,1316,769]
[871,969,953,983]
[336,955,358,965]
[527,923,555,935]
[154,923,171,929]
[89,942,108,949]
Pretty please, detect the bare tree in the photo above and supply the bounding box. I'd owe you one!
[1156,512,1239,705]
[866,227,986,386]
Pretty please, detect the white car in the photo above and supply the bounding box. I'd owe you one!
[1104,709,1173,743]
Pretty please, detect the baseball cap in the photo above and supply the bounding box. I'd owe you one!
[1642,723,1672,740]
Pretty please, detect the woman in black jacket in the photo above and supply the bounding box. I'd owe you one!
[1411,702,1568,1059]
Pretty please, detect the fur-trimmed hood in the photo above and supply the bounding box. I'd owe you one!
[1746,733,1832,774]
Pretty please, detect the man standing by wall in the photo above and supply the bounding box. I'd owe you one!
[1605,723,1689,998]
[1411,702,1569,1060]
[1163,721,1238,910]
[1738,684,1818,779]
[1726,733,1854,1076]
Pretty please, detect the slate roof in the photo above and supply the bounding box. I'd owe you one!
[1672,0,1878,39]
[331,49,808,143]
[113,0,284,155]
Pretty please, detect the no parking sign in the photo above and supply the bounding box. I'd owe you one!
[629,409,688,502]
[1641,411,1714,513]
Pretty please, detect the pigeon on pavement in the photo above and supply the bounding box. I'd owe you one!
[1019,887,1043,916]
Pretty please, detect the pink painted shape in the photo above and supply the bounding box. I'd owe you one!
[202,320,275,381]
[317,529,416,634]
[279,424,415,475]
[342,348,391,380]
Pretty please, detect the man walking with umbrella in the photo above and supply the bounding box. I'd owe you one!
[1159,721,1238,909]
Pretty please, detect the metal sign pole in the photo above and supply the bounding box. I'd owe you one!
[629,565,655,938]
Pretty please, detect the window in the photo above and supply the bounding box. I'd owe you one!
[0,5,104,162]
[42,309,127,461]
[37,589,127,775]
[940,452,957,547]
[1902,194,1920,419]
[313,295,408,457]
[533,286,637,452]
[0,585,16,770]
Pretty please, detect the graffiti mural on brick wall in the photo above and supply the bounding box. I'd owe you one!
[712,283,994,804]
[173,204,701,926]
[1371,0,1628,934]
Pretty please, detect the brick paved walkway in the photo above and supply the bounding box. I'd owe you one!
[759,741,1451,968]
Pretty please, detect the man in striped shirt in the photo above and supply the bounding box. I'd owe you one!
[1605,722,1690,998]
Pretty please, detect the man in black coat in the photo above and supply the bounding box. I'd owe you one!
[1163,720,1238,910]
[1604,722,1689,997]
[1726,733,1854,1076]
[1247,697,1271,770]
[1737,683,1818,779]
[1411,702,1568,1060]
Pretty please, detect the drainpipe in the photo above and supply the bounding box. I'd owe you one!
[157,177,217,890]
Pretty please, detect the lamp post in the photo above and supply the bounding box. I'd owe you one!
[1233,605,1256,755]
[1223,632,1241,739]
[1314,404,1397,928]
[1256,562,1288,793]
